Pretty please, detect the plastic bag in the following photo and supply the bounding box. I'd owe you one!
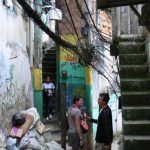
[6,137,19,150]
[80,120,88,134]
[12,112,25,126]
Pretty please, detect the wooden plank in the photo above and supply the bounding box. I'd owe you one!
[97,0,147,9]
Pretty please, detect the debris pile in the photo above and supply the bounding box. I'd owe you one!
[5,107,63,150]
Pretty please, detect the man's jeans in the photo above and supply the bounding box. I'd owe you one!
[95,142,104,150]
[95,142,111,150]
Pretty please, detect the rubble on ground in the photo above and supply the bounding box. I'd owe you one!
[2,107,63,150]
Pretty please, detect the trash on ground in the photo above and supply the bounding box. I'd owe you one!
[6,107,63,150]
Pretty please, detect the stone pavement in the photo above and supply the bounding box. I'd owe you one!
[66,138,120,150]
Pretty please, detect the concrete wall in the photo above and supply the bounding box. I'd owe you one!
[0,2,33,135]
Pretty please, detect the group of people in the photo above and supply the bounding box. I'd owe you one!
[67,93,113,150]
[42,76,113,149]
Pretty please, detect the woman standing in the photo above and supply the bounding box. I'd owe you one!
[67,96,87,150]
[42,76,55,120]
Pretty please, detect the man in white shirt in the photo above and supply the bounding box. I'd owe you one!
[43,76,55,120]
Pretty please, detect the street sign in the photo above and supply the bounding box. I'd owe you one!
[97,0,147,9]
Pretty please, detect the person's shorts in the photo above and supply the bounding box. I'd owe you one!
[68,132,80,149]
[68,132,87,149]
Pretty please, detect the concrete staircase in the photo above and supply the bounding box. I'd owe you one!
[42,113,61,144]
[42,47,57,117]
[42,47,57,83]
[42,47,61,145]
[119,37,150,150]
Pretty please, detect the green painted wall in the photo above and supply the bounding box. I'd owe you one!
[33,68,43,118]
[58,35,92,110]
[34,91,43,118]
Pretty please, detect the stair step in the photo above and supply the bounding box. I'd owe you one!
[43,67,56,71]
[43,61,56,65]
[124,135,150,150]
[51,132,61,143]
[43,49,56,54]
[120,65,149,78]
[119,42,145,54]
[121,78,150,91]
[117,36,145,42]
[43,72,56,78]
[43,129,61,143]
[119,53,147,65]
[122,107,150,120]
[42,114,61,143]
[124,120,150,135]
[119,41,145,54]
[121,91,150,106]
[43,70,56,74]
[44,124,60,133]
[43,56,56,61]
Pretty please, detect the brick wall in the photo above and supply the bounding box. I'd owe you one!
[99,11,112,39]
[58,0,85,35]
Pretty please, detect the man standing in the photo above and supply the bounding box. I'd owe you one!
[43,76,55,120]
[88,93,113,150]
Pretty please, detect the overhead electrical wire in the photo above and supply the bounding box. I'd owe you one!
[83,0,111,44]
[41,0,85,45]
[64,0,81,41]
[76,0,119,93]
[12,0,115,71]
[75,0,111,44]
[14,0,119,93]
[59,1,119,91]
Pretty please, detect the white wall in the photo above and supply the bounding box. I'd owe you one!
[0,3,33,135]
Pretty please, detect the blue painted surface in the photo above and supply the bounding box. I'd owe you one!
[66,83,87,110]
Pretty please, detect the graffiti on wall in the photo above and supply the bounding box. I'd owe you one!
[6,64,16,99]
[0,41,33,127]
[64,54,78,62]
[0,52,4,89]
[60,61,81,70]
[60,50,82,70]
[67,84,86,108]
[73,86,86,97]
[1,64,16,111]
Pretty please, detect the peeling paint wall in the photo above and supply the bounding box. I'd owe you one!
[0,3,33,135]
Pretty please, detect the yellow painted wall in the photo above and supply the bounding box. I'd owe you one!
[33,68,42,90]
[86,66,92,85]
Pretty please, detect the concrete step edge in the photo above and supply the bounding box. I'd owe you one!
[120,65,149,67]
[120,53,146,56]
[124,135,150,140]
[122,106,150,110]
[121,91,150,95]
[123,120,150,124]
[121,78,150,81]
